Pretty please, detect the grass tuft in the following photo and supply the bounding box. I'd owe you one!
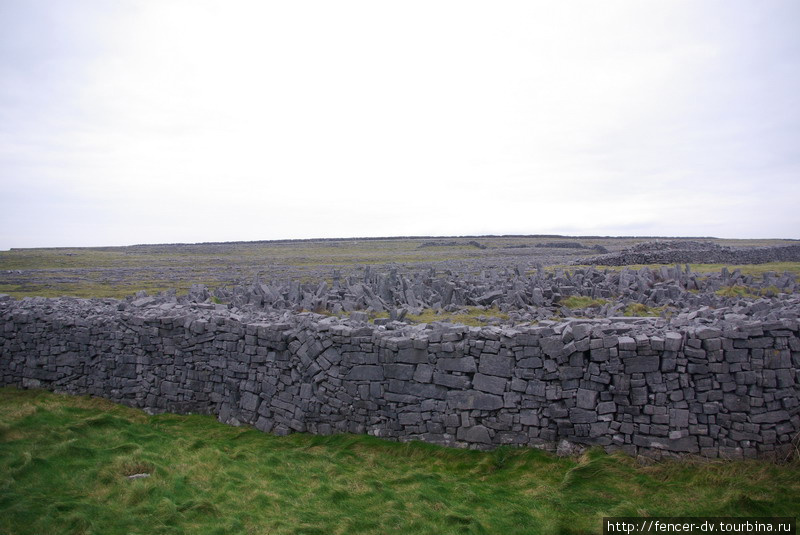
[715,285,759,298]
[623,303,664,317]
[406,306,510,327]
[560,296,608,310]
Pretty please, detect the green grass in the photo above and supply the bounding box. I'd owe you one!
[1,388,799,535]
[715,285,760,299]
[559,296,608,310]
[406,306,510,327]
[622,303,665,317]
[715,284,789,298]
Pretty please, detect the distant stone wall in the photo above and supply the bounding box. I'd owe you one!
[1,297,799,459]
[578,241,800,267]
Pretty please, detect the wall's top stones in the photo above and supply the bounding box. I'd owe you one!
[2,295,798,347]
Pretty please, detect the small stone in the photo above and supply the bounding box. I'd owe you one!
[556,439,584,457]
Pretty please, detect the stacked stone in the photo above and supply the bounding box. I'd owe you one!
[1,296,799,459]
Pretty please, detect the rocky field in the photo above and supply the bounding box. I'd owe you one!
[0,235,797,298]
[2,236,799,331]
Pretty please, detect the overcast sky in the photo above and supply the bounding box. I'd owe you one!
[1,1,798,249]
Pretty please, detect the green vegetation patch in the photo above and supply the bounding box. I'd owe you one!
[715,284,788,298]
[1,388,799,535]
[406,306,510,327]
[715,285,760,299]
[560,296,608,310]
[622,303,665,317]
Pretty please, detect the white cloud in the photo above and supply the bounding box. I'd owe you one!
[1,0,799,248]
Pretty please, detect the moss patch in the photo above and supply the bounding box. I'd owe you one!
[560,296,608,310]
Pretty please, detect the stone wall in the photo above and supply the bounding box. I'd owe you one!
[1,296,799,459]
[576,241,800,267]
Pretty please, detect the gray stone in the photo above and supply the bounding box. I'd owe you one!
[723,393,750,412]
[664,332,683,351]
[669,408,689,427]
[576,388,598,409]
[695,327,722,340]
[520,410,539,426]
[569,408,598,423]
[751,410,790,424]
[385,364,415,380]
[597,401,616,415]
[631,386,649,405]
[446,390,503,410]
[437,356,477,373]
[618,336,636,351]
[397,347,428,363]
[540,337,564,357]
[433,372,471,390]
[472,373,507,395]
[624,356,659,374]
[457,425,492,443]
[413,363,434,383]
[241,391,260,412]
[406,382,448,400]
[478,355,513,377]
[347,365,384,381]
[633,434,699,453]
[556,439,584,457]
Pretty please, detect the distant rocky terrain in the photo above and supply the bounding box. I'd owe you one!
[574,240,800,267]
[1,236,796,301]
[118,242,800,329]
[3,237,797,329]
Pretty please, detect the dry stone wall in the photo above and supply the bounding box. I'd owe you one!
[576,241,800,267]
[1,296,799,459]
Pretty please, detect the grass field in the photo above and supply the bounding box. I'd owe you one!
[1,388,798,535]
